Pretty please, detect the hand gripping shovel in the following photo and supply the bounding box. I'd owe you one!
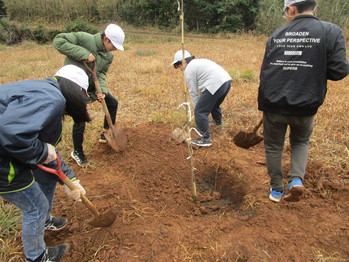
[83,61,127,152]
[37,157,116,227]
[233,117,263,149]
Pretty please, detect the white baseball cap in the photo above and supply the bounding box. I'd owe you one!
[105,24,125,51]
[172,50,192,65]
[284,0,308,9]
[55,65,89,96]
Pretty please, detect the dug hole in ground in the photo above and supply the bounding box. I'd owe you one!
[46,123,349,262]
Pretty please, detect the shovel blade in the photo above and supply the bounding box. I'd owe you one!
[171,128,187,144]
[87,209,116,227]
[104,126,127,152]
[233,131,263,149]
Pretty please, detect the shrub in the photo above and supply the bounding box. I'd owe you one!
[0,18,98,45]
[65,17,99,34]
[0,19,24,45]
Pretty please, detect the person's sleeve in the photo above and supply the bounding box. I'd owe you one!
[0,92,64,165]
[96,55,113,94]
[185,68,199,107]
[187,78,199,107]
[60,156,76,181]
[53,32,91,62]
[326,26,349,81]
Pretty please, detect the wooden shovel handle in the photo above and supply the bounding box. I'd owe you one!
[63,178,101,217]
[83,61,114,129]
[252,117,263,134]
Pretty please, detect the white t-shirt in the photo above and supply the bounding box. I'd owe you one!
[185,59,232,106]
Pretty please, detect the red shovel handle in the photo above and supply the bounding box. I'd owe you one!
[37,157,78,193]
[37,156,66,181]
[37,157,101,217]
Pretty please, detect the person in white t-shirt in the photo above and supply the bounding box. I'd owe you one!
[172,50,232,147]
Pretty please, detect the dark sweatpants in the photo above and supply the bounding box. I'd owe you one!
[73,92,118,153]
[194,80,231,139]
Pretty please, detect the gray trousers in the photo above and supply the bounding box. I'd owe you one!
[263,112,314,192]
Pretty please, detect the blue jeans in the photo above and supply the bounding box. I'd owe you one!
[0,182,52,261]
[32,152,73,223]
[263,112,314,192]
[194,80,231,139]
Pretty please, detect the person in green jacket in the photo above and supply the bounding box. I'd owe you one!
[53,24,125,166]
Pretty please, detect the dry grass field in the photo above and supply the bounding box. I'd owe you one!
[1,31,349,261]
[1,33,348,168]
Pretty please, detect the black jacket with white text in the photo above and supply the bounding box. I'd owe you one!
[258,15,349,116]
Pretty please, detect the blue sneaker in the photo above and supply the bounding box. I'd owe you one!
[284,178,304,202]
[269,189,283,203]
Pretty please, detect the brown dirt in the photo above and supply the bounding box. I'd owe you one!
[47,122,349,262]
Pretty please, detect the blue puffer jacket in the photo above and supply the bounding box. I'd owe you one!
[0,78,75,193]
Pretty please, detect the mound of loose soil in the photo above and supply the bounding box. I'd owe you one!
[47,123,349,261]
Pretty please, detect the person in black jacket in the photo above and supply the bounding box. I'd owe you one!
[258,0,349,203]
[0,65,91,262]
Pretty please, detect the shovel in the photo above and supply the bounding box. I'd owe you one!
[171,123,188,144]
[37,156,116,227]
[233,117,263,149]
[83,61,127,152]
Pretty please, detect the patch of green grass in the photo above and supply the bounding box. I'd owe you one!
[138,65,163,74]
[0,199,21,237]
[127,34,155,44]
[18,55,49,63]
[149,110,188,126]
[123,45,130,51]
[135,50,157,56]
[149,112,166,123]
[21,40,39,48]
[0,199,22,262]
[164,37,177,43]
[227,68,256,82]
[240,69,255,81]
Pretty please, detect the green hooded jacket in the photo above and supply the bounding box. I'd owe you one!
[53,31,114,101]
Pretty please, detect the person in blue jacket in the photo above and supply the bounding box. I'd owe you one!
[0,65,91,262]
[258,0,349,203]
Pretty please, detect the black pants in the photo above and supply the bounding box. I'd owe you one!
[72,92,118,153]
[195,80,231,139]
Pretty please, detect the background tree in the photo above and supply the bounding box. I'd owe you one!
[0,0,6,17]
[1,0,348,36]
[255,0,284,35]
[316,0,349,31]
